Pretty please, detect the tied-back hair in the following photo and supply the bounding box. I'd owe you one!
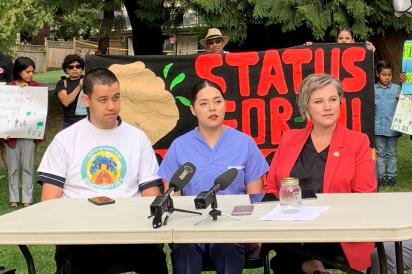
[376,60,392,74]
[13,57,35,81]
[337,26,354,40]
[83,68,119,97]
[298,74,343,120]
[190,80,224,105]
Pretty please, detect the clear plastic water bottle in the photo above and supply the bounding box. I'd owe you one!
[279,177,302,214]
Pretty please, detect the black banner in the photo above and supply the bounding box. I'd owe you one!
[86,43,375,161]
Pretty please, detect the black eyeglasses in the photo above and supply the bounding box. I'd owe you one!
[68,65,82,70]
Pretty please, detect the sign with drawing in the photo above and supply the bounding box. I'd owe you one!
[391,94,412,134]
[391,41,412,134]
[0,85,48,139]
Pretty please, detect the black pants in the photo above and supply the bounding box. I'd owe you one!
[55,244,167,274]
[268,243,347,274]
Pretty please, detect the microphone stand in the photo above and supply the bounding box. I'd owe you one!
[149,193,201,228]
[194,191,240,225]
[162,195,201,226]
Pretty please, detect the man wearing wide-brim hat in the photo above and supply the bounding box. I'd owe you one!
[199,28,229,53]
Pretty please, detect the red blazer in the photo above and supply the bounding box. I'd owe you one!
[264,123,376,270]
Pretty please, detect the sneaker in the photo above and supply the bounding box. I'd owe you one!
[387,177,397,186]
[378,178,386,185]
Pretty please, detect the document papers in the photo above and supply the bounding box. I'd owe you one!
[259,206,330,221]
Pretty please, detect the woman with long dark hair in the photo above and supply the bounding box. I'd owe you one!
[5,57,43,208]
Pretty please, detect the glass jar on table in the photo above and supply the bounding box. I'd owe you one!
[279,177,302,213]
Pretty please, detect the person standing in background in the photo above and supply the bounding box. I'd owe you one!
[0,51,13,168]
[199,28,229,53]
[0,51,13,83]
[55,54,87,129]
[374,60,401,186]
[305,26,376,52]
[6,57,43,209]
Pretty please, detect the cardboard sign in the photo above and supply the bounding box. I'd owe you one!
[0,85,48,139]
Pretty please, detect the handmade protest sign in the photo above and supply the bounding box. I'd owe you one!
[0,85,48,139]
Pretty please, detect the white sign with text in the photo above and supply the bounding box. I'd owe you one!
[0,85,48,139]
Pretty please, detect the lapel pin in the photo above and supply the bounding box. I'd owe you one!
[332,151,340,157]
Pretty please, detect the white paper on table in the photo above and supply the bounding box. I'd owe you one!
[259,205,330,221]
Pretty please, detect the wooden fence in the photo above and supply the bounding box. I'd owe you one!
[14,44,47,73]
[14,38,128,73]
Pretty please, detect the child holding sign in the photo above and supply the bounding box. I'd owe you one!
[4,57,43,208]
[375,60,401,186]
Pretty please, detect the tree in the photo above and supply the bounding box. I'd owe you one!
[51,4,101,41]
[48,0,125,54]
[0,0,52,53]
[188,0,412,43]
[187,0,412,78]
[123,0,165,55]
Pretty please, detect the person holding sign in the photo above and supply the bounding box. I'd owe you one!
[264,74,376,274]
[158,80,268,274]
[55,54,87,129]
[5,57,43,208]
[0,51,13,169]
[305,26,376,52]
[374,60,401,186]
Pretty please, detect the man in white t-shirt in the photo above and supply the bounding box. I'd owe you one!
[38,68,167,274]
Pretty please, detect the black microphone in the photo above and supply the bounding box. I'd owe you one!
[165,162,196,195]
[194,168,238,209]
[150,162,196,223]
[211,167,238,192]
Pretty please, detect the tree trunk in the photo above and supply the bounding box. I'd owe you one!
[30,24,50,45]
[97,9,114,55]
[123,0,164,55]
[371,30,411,84]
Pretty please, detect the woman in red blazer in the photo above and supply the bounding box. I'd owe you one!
[264,74,376,274]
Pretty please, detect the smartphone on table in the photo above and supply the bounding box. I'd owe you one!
[231,205,255,216]
[88,196,115,206]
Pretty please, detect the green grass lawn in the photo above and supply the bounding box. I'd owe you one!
[1,70,412,273]
[33,70,63,84]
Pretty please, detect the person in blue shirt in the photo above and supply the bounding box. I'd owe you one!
[374,60,401,186]
[158,80,269,274]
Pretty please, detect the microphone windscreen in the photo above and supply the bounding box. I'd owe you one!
[169,162,196,191]
[214,168,238,190]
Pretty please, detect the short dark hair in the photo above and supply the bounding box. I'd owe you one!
[62,54,85,72]
[376,60,392,74]
[13,57,35,80]
[83,68,119,96]
[190,80,224,104]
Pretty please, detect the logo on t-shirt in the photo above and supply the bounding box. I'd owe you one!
[81,146,127,189]
[0,67,4,74]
